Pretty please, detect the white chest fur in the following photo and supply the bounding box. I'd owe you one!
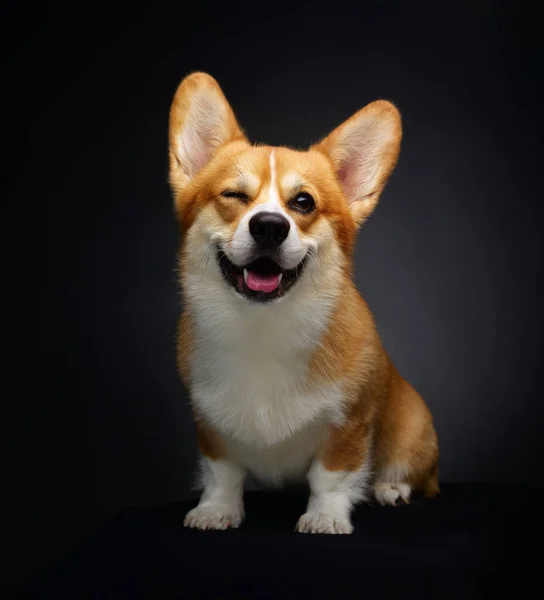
[185,262,345,482]
[190,332,343,447]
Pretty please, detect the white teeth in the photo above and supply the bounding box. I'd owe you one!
[243,268,248,284]
[278,273,283,283]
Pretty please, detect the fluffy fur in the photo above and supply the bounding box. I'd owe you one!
[169,72,439,534]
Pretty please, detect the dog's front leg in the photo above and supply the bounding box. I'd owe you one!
[296,418,372,535]
[183,419,245,530]
[184,456,246,530]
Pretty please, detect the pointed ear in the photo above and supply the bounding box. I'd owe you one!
[168,72,246,196]
[313,100,402,226]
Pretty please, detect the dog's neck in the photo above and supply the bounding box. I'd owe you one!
[185,272,346,360]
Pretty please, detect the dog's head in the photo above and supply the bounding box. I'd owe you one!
[169,73,401,305]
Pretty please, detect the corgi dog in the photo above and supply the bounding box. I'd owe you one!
[169,72,439,534]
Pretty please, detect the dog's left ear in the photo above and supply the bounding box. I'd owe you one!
[313,100,402,226]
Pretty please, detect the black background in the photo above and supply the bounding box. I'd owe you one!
[5,0,543,595]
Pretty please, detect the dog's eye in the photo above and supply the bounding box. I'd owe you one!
[221,190,250,202]
[289,192,315,214]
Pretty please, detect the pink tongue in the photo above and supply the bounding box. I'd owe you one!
[245,271,281,293]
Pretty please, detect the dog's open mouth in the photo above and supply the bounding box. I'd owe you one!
[217,249,307,302]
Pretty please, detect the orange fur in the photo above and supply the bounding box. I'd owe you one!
[308,284,439,495]
[195,416,226,460]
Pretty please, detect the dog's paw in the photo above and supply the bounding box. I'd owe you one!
[374,482,411,506]
[295,512,353,535]
[184,504,244,530]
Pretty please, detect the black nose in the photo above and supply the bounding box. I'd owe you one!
[249,212,290,247]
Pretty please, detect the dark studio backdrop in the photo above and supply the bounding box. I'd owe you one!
[5,0,543,595]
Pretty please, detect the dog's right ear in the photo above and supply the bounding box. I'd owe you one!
[168,72,246,198]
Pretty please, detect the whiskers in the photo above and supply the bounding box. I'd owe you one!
[213,237,251,252]
[197,250,212,287]
[304,247,319,294]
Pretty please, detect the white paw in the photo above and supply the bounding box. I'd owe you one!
[374,482,411,506]
[184,504,244,530]
[295,512,353,535]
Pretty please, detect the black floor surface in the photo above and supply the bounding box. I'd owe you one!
[24,483,542,599]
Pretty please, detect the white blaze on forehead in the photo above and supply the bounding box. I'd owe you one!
[267,150,282,210]
[237,149,291,219]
